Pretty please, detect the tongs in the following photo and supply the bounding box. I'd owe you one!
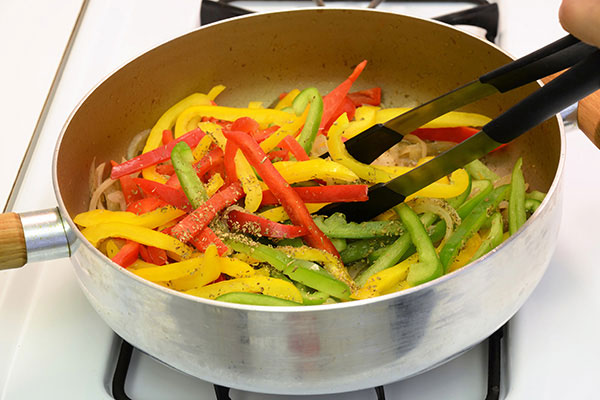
[318,35,600,222]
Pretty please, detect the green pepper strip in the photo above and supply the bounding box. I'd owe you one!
[292,88,323,154]
[395,203,444,286]
[216,292,302,306]
[525,198,541,214]
[225,237,351,300]
[313,212,404,239]
[468,212,504,263]
[464,159,500,182]
[271,268,329,305]
[355,213,437,287]
[171,142,208,208]
[330,237,347,252]
[458,180,493,217]
[439,185,509,271]
[508,158,526,235]
[340,237,396,264]
[366,181,474,265]
[526,190,546,202]
[293,281,330,305]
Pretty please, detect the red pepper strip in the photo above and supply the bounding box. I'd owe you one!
[126,197,168,215]
[338,96,356,121]
[162,129,174,145]
[111,241,140,268]
[170,182,245,243]
[231,117,260,136]
[347,87,382,107]
[319,60,367,134]
[224,139,239,184]
[411,127,508,152]
[133,178,192,211]
[223,130,340,258]
[260,184,369,206]
[155,164,175,176]
[139,245,168,266]
[267,149,289,162]
[279,135,310,161]
[165,147,224,189]
[226,209,308,239]
[254,125,280,143]
[189,227,229,256]
[111,128,204,179]
[109,160,143,206]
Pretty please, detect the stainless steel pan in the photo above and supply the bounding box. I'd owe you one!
[0,8,592,395]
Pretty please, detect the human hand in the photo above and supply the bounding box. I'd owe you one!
[559,0,600,47]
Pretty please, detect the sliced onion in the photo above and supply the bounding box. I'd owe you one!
[89,177,117,211]
[408,197,461,245]
[126,128,151,160]
[106,190,126,211]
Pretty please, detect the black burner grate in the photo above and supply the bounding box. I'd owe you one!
[111,324,506,400]
[199,0,499,42]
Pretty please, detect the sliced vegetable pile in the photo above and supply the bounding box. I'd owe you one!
[76,61,545,306]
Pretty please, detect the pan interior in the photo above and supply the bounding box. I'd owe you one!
[56,9,561,220]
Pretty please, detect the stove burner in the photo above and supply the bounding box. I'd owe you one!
[109,324,505,399]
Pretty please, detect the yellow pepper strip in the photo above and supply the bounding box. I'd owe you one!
[74,206,185,229]
[381,280,413,295]
[169,245,221,291]
[196,122,227,149]
[175,105,299,131]
[134,256,208,282]
[375,108,492,128]
[258,203,328,222]
[205,173,225,197]
[327,114,399,183]
[235,151,263,212]
[272,159,359,184]
[406,168,470,201]
[447,232,482,273]
[340,105,379,140]
[374,209,398,221]
[248,101,263,109]
[185,276,303,303]
[206,85,226,101]
[141,92,216,183]
[219,256,259,278]
[128,259,156,271]
[82,222,192,259]
[104,239,120,258]
[192,134,214,162]
[328,115,470,198]
[259,108,307,153]
[351,254,414,299]
[275,89,300,110]
[279,245,356,290]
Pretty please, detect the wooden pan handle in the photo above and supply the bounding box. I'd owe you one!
[542,73,600,148]
[0,213,27,270]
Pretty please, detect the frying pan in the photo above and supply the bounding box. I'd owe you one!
[0,9,597,395]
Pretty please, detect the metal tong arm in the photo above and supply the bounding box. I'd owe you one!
[342,35,597,164]
[320,50,600,222]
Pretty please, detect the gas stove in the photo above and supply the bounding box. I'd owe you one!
[3,1,600,399]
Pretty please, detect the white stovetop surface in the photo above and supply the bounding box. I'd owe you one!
[2,0,600,399]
